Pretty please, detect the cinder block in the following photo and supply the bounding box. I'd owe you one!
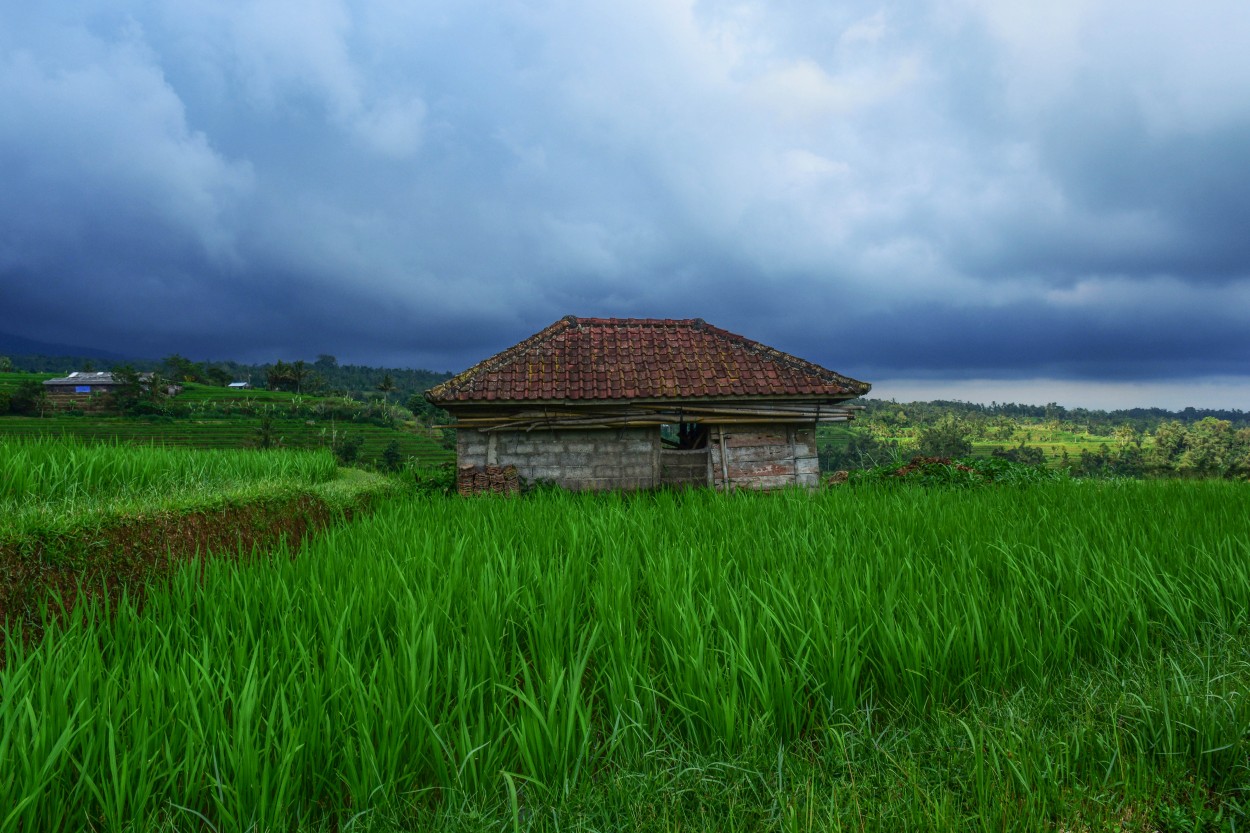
[540,452,581,467]
[725,428,788,448]
[737,474,798,491]
[620,464,656,478]
[794,472,820,488]
[728,461,795,479]
[524,465,565,481]
[458,439,488,456]
[729,444,796,463]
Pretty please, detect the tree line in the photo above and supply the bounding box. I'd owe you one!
[862,398,1249,433]
[156,353,452,404]
[822,406,1250,480]
[0,353,451,407]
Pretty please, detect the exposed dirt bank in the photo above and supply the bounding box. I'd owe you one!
[0,482,393,656]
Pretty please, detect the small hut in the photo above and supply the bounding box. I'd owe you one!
[42,371,181,408]
[426,316,870,494]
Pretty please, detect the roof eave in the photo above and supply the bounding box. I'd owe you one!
[436,390,868,410]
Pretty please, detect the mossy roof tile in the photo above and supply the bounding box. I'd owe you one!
[426,316,870,404]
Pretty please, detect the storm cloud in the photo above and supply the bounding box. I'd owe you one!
[2,1,1248,405]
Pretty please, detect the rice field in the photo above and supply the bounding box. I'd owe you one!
[0,436,339,536]
[0,417,453,466]
[818,424,1146,470]
[2,480,1249,830]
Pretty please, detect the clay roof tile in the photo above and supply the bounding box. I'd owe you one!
[426,316,870,404]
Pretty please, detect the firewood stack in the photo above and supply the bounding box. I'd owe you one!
[457,464,521,496]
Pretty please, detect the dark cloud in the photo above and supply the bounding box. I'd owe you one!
[1,1,1248,406]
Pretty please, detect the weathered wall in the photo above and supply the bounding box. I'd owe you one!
[709,423,820,490]
[456,427,661,491]
[658,449,711,488]
[43,392,112,413]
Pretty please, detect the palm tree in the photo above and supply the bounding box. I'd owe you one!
[290,360,311,393]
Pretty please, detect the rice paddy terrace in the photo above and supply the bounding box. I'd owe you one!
[0,376,454,468]
[0,437,399,658]
[819,422,1138,469]
[0,415,450,462]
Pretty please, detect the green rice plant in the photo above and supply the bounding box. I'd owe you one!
[0,436,339,536]
[1,435,336,502]
[0,480,1248,829]
[0,417,454,469]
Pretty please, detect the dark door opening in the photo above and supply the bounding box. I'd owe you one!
[660,421,710,487]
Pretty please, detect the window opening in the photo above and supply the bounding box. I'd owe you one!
[661,421,709,450]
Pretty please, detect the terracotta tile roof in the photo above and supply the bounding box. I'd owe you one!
[427,316,870,404]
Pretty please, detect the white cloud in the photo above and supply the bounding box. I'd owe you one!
[840,10,888,47]
[353,95,425,157]
[746,54,922,121]
[0,29,251,264]
[153,0,427,156]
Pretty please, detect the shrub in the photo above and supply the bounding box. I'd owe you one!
[991,443,1045,466]
[916,415,973,458]
[849,455,1065,488]
[9,380,48,416]
[819,429,897,471]
[380,440,404,472]
[332,433,365,465]
[411,462,456,496]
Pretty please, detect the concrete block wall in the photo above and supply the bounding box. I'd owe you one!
[658,449,712,487]
[710,424,820,490]
[456,427,661,491]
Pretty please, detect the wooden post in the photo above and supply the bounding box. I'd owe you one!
[718,425,730,491]
[791,425,799,481]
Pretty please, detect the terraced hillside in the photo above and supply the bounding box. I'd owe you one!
[0,416,451,464]
[0,375,454,467]
[819,423,1122,469]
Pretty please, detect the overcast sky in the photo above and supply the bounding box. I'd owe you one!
[3,1,1248,408]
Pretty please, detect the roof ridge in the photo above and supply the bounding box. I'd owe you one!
[568,317,705,328]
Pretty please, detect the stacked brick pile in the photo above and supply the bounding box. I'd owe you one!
[456,464,521,496]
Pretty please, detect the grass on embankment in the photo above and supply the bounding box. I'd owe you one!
[0,437,398,651]
[0,415,455,467]
[2,480,1248,831]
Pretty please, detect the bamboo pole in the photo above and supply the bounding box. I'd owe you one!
[718,425,730,491]
[457,407,856,429]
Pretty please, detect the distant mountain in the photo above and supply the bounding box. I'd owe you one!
[0,331,134,363]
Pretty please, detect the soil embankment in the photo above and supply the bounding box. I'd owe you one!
[0,482,393,655]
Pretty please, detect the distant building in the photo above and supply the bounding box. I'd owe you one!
[426,316,871,494]
[43,371,181,407]
[227,381,252,389]
[43,371,123,397]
